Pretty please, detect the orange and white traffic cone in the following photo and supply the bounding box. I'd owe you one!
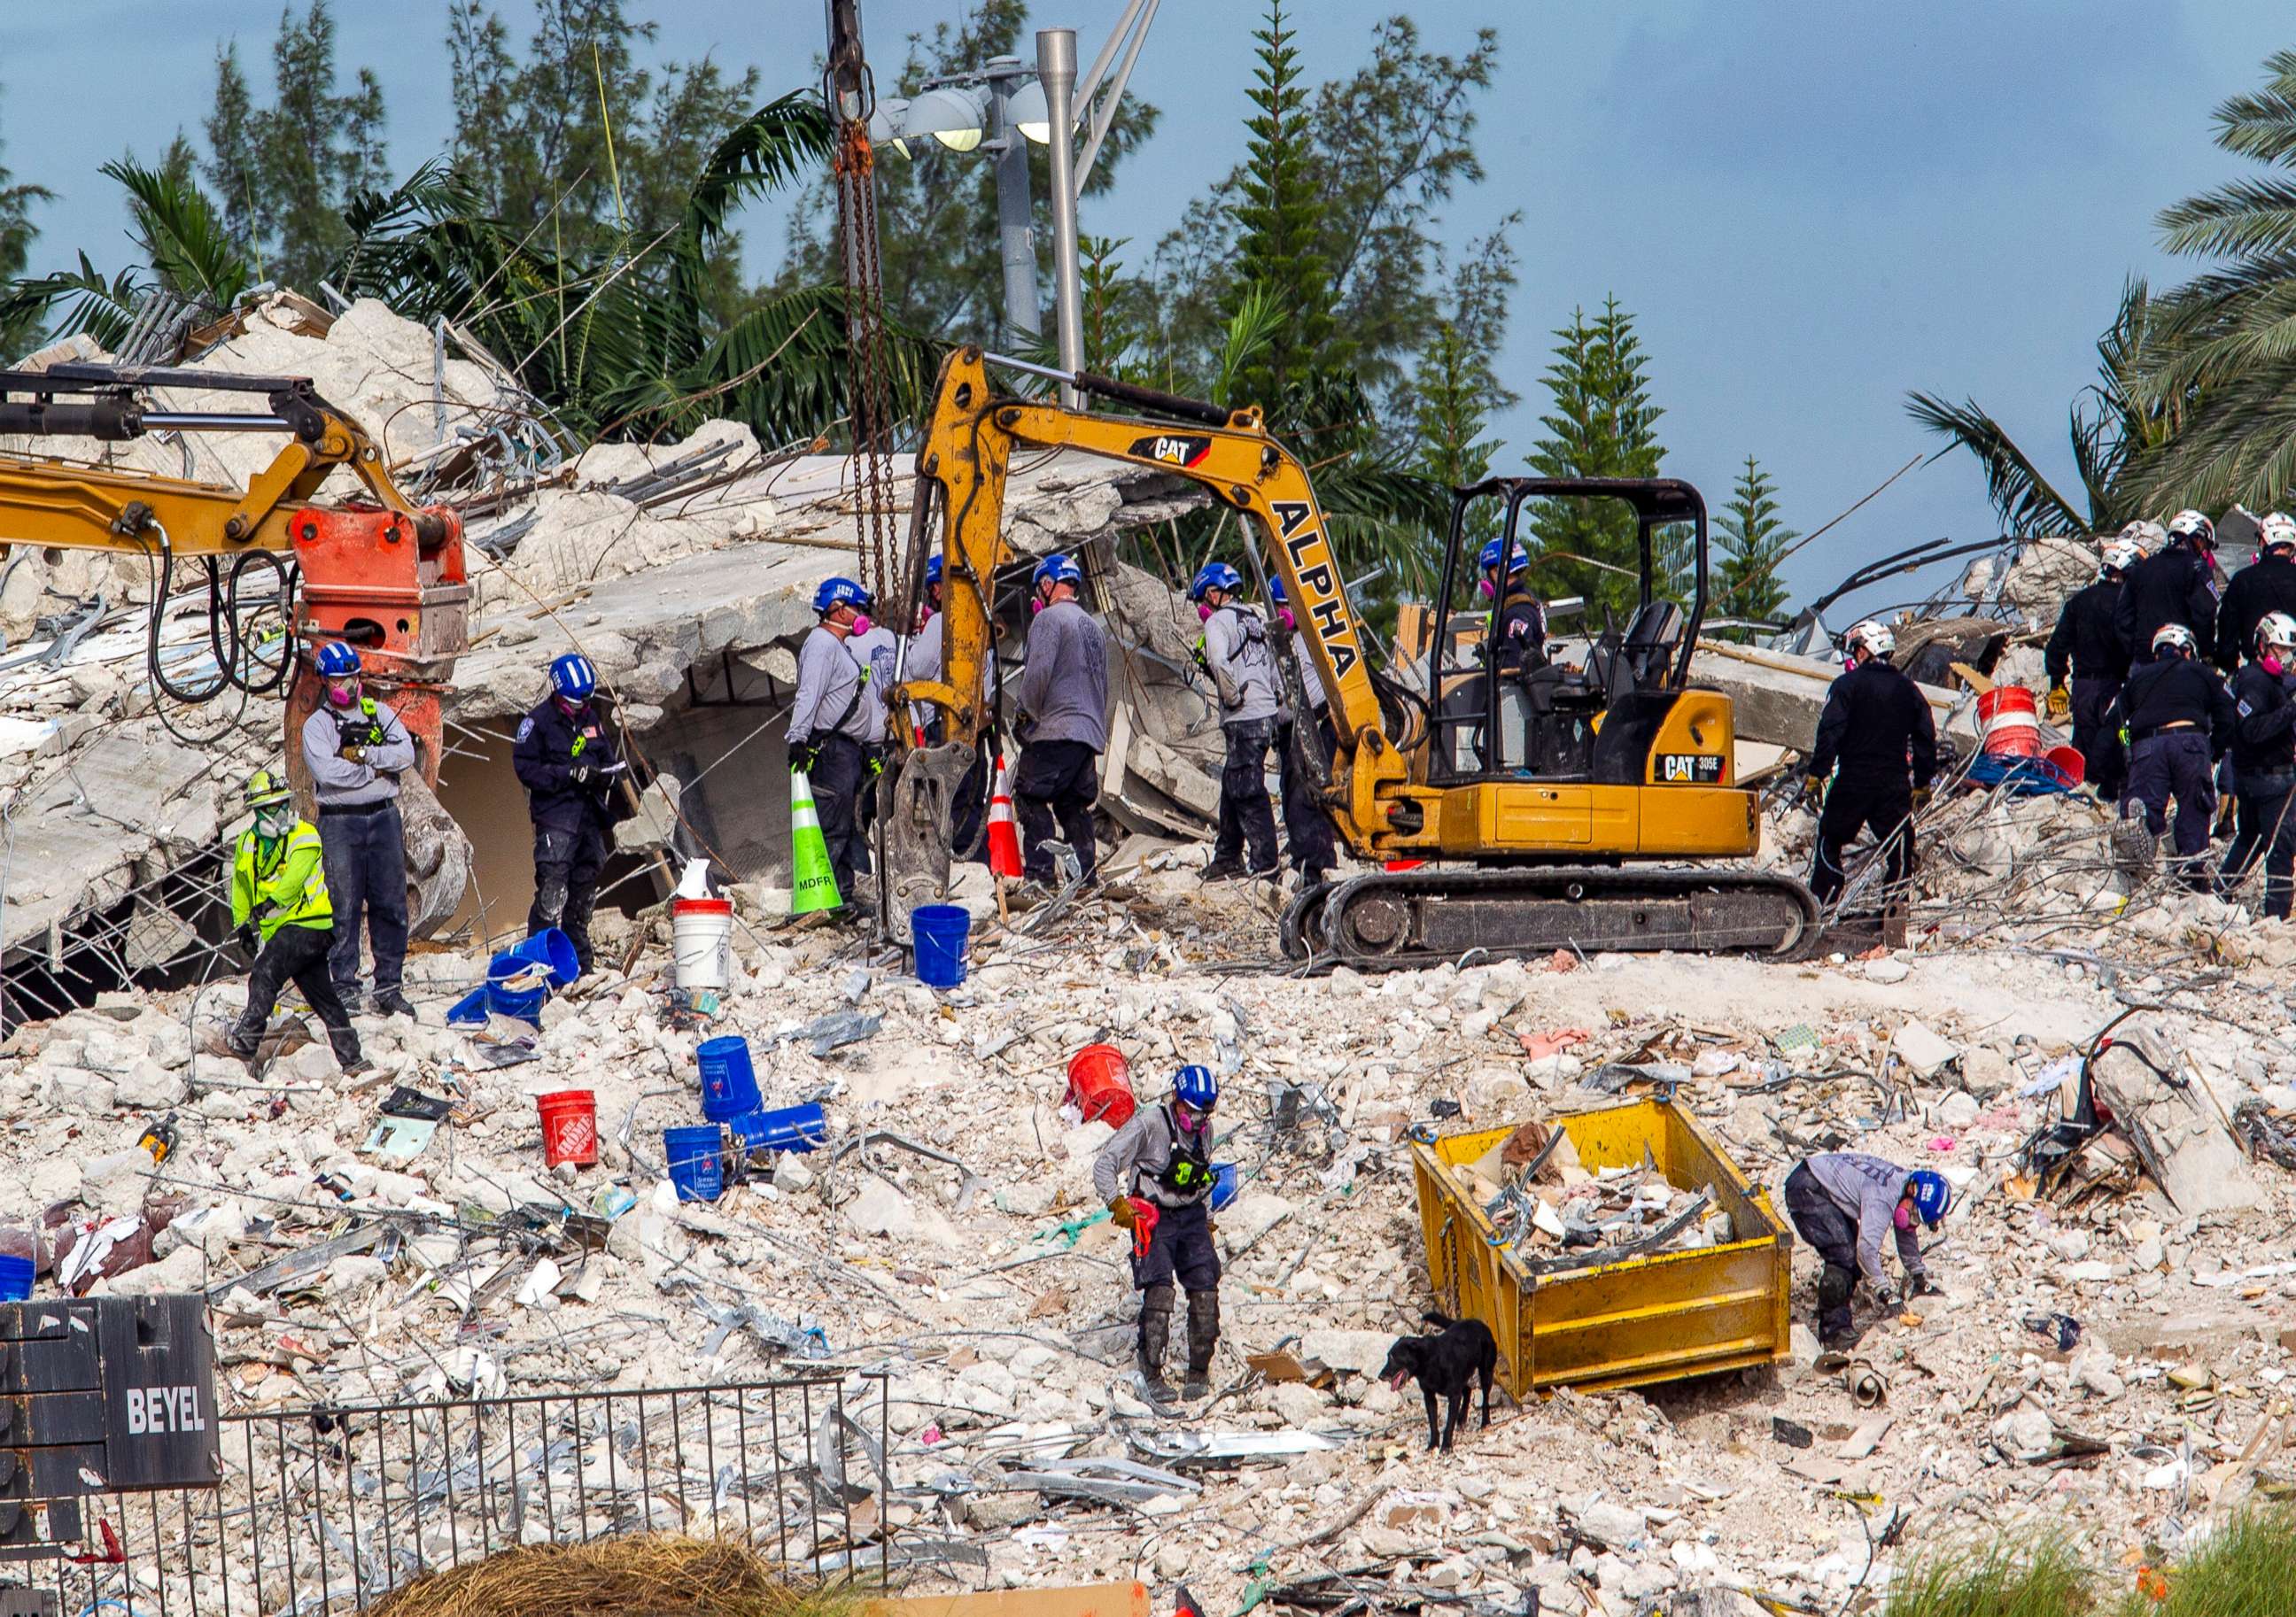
[987,754,1025,879]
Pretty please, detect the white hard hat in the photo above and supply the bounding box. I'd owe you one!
[1846,618,1896,660]
[2260,611,2296,653]
[2100,539,2140,576]
[2263,513,2296,555]
[2153,622,2198,655]
[2167,508,2216,546]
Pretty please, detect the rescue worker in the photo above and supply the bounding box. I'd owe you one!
[2216,513,2296,677]
[787,577,877,910]
[299,641,417,1017]
[1191,561,1282,881]
[1803,620,1937,907]
[225,770,363,1072]
[1268,576,1337,891]
[2044,538,2137,802]
[1013,553,1108,886]
[1782,1152,1949,1349]
[1095,1064,1223,1402]
[1479,538,1548,674]
[2116,509,2222,666]
[511,654,628,974]
[2222,610,2296,917]
[911,554,948,742]
[2110,622,2238,884]
[851,597,900,826]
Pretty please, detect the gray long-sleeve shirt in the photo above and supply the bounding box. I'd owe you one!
[1017,599,1109,750]
[852,624,899,746]
[1803,1151,1926,1291]
[1092,1102,1209,1208]
[1204,604,1280,723]
[300,702,415,808]
[787,625,872,745]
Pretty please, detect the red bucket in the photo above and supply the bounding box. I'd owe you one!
[537,1089,599,1167]
[2046,744,2086,786]
[1067,1044,1136,1127]
[1976,685,2042,758]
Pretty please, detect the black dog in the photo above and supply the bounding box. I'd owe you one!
[1377,1311,1497,1451]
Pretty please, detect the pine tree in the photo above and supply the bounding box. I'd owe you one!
[1714,454,1795,634]
[1411,320,1501,569]
[1221,0,1346,407]
[1525,296,1666,620]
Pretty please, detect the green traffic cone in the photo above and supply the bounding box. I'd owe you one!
[789,766,843,915]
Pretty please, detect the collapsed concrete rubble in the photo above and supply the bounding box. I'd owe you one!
[0,293,1210,1020]
[10,832,2296,1613]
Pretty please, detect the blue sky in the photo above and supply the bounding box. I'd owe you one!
[7,1,2294,616]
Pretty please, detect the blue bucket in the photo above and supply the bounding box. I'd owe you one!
[663,1126,725,1202]
[729,1102,827,1156]
[1210,1162,1239,1211]
[508,926,581,986]
[697,1035,762,1122]
[911,903,972,988]
[0,1254,30,1301]
[484,952,551,1024]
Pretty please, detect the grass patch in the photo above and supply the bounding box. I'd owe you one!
[1877,1508,2296,1617]
[2131,1507,2296,1617]
[1881,1534,2092,1617]
[364,1535,864,1617]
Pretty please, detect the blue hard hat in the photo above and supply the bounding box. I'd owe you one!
[549,654,597,701]
[1905,1169,1951,1228]
[314,640,362,678]
[1268,574,1287,605]
[813,576,873,615]
[925,554,944,586]
[1190,561,1243,602]
[1478,538,1531,575]
[1034,553,1082,588]
[1173,1064,1218,1110]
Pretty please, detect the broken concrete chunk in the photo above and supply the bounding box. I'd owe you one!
[1891,1018,1959,1078]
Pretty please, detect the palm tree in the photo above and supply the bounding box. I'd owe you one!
[2130,48,2296,512]
[1906,276,2168,535]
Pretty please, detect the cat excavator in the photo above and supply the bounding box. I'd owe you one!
[0,360,469,785]
[886,346,1819,970]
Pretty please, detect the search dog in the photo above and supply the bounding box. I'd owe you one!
[1377,1311,1498,1451]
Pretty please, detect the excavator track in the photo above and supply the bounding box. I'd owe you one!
[1278,865,1819,971]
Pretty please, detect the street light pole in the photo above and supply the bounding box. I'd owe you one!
[1036,27,1085,408]
[984,58,1040,343]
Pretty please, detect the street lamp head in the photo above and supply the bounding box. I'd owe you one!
[1007,80,1052,144]
[866,97,914,159]
[904,85,989,152]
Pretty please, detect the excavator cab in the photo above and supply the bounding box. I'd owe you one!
[1425,477,1703,789]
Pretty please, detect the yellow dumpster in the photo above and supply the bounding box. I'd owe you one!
[1409,1097,1791,1396]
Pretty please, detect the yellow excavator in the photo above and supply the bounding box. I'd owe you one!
[887,346,1818,970]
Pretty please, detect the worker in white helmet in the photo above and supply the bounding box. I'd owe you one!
[1803,619,1937,907]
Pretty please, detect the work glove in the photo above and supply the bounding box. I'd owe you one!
[1912,785,1934,811]
[1909,1275,1945,1299]
[1801,774,1827,804]
[2046,684,2071,723]
[339,743,366,765]
[1873,1285,1901,1312]
[789,739,821,776]
[1107,1196,1136,1232]
[235,923,260,957]
[1207,1217,1219,1242]
[568,762,595,786]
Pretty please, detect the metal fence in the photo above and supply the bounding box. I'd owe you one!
[12,1375,891,1617]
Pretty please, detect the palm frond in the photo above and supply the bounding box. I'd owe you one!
[2,255,147,352]
[1904,391,2091,534]
[98,158,252,309]
[683,92,835,246]
[1214,281,1288,408]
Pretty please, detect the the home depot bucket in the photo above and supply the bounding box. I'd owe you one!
[1976,685,2043,758]
[663,1126,725,1202]
[696,1035,762,1122]
[536,1089,598,1167]
[672,897,734,993]
[508,926,580,986]
[1067,1043,1136,1127]
[1210,1162,1239,1211]
[728,1102,827,1156]
[911,903,972,988]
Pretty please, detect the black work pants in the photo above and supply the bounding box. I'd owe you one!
[809,733,871,902]
[1276,711,1338,878]
[528,816,609,973]
[320,801,407,998]
[1809,776,1914,907]
[1214,716,1280,874]
[237,923,361,1066]
[2124,731,2215,866]
[2224,778,2296,918]
[2069,676,2124,801]
[1014,738,1100,884]
[1784,1164,1859,1341]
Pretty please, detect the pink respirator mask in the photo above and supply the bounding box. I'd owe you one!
[1197,603,1214,623]
[1893,1203,1914,1232]
[1478,577,1497,600]
[848,613,873,637]
[325,682,359,708]
[2267,653,2289,677]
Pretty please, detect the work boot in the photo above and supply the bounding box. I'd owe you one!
[1293,867,1333,895]
[1819,1320,1865,1352]
[1138,1353,1175,1404]
[1199,858,1243,883]
[372,988,417,1019]
[221,1024,261,1062]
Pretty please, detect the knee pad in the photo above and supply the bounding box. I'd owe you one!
[1817,1265,1855,1313]
[1141,1282,1175,1323]
[1186,1288,1219,1339]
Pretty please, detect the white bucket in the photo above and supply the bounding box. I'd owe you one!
[672,897,733,993]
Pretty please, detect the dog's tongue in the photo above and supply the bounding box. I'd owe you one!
[1389,1369,1410,1391]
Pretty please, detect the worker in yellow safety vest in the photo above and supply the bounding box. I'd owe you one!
[224,770,364,1072]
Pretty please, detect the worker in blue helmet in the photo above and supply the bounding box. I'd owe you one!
[787,576,878,912]
[1012,553,1109,890]
[1783,1153,1951,1349]
[299,640,419,1017]
[1265,575,1338,890]
[1191,561,1282,882]
[1094,1064,1224,1402]
[1477,538,1548,677]
[512,652,631,974]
